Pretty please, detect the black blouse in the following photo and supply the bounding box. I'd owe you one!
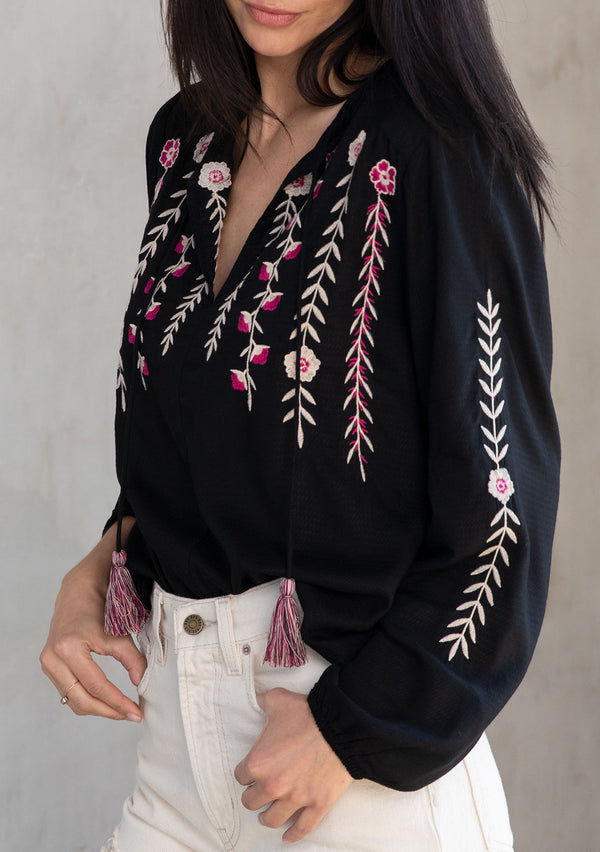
[104,62,560,791]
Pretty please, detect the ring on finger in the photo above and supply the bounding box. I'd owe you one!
[60,679,80,705]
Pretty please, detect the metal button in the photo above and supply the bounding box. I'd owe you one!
[183,614,204,635]
[242,644,251,655]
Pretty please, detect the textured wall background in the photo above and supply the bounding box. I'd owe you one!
[1,1,597,849]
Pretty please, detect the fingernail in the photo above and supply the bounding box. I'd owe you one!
[127,713,142,723]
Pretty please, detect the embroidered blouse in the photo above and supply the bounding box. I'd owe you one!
[103,62,560,791]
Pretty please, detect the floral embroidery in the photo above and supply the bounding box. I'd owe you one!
[285,175,312,197]
[161,272,210,356]
[117,353,127,413]
[144,234,195,331]
[197,161,231,266]
[193,133,214,164]
[282,133,367,447]
[152,139,181,204]
[284,347,321,383]
[160,139,180,169]
[348,131,366,167]
[488,468,515,504]
[369,159,396,195]
[134,170,192,294]
[269,173,313,242]
[439,290,521,661]
[344,157,395,481]
[204,273,249,360]
[231,197,309,410]
[198,162,232,192]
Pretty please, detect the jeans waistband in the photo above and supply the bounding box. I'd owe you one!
[147,579,296,673]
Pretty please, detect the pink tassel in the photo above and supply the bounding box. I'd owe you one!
[263,578,308,667]
[104,550,149,636]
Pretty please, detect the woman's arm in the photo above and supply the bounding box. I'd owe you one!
[40,515,147,721]
[305,128,560,790]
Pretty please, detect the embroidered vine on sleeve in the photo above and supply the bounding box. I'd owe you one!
[439,290,521,661]
[116,353,127,413]
[151,139,181,206]
[344,158,396,482]
[282,132,367,448]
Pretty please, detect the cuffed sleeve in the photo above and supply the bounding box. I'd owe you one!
[101,495,136,539]
[307,128,560,790]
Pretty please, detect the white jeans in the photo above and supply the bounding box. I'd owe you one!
[101,580,514,852]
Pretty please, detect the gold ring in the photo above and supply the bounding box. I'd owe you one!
[60,679,80,705]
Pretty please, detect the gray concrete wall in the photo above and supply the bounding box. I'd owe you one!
[1,1,597,849]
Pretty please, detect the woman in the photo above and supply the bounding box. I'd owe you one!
[41,0,560,849]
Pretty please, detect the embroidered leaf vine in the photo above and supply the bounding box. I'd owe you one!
[440,290,521,661]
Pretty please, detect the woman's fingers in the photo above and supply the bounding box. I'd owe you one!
[106,634,148,688]
[41,653,138,720]
[41,633,145,720]
[282,805,328,844]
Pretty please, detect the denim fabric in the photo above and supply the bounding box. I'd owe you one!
[101,581,513,852]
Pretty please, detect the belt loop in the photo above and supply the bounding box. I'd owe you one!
[215,597,242,675]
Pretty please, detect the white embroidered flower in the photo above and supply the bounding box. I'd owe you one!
[488,468,515,504]
[193,133,214,164]
[284,174,312,197]
[284,346,321,382]
[348,131,366,167]
[198,162,232,191]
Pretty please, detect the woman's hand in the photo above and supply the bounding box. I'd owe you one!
[39,518,147,721]
[234,687,353,843]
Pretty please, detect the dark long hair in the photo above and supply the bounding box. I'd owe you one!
[163,0,553,238]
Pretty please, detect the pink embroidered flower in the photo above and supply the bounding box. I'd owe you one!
[313,180,323,199]
[238,311,252,333]
[128,324,137,344]
[172,263,190,278]
[175,237,185,254]
[144,277,155,294]
[198,162,232,191]
[145,304,160,321]
[369,159,396,195]
[262,293,282,311]
[140,357,149,377]
[348,131,366,167]
[284,173,312,197]
[488,468,515,504]
[159,139,180,170]
[251,345,270,365]
[259,263,273,282]
[284,346,321,383]
[193,132,214,164]
[231,370,247,391]
[285,242,302,260]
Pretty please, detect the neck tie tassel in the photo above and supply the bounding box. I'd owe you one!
[263,578,308,667]
[104,550,149,636]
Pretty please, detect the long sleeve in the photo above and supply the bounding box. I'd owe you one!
[306,127,560,790]
[101,94,184,541]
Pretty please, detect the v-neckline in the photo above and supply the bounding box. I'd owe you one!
[186,70,378,309]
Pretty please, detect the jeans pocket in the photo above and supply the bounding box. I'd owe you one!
[135,621,156,699]
[464,735,514,852]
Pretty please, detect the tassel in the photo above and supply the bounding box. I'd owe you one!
[263,578,308,667]
[104,550,149,636]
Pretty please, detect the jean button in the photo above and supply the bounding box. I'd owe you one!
[183,614,204,635]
